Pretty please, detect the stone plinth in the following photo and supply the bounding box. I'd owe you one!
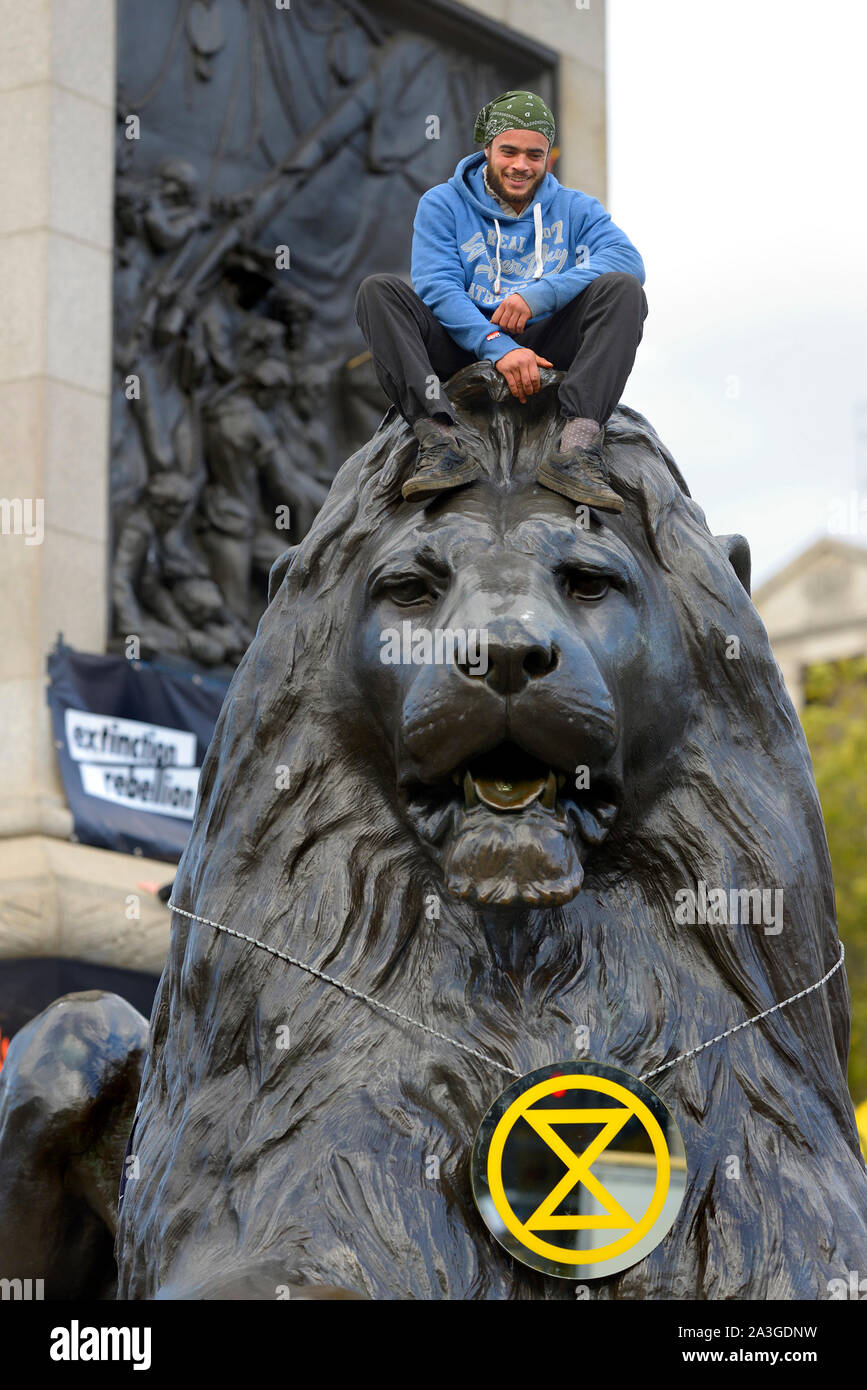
[0,1,163,969]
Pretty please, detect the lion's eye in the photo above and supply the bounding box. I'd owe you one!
[561,569,611,601]
[379,576,437,607]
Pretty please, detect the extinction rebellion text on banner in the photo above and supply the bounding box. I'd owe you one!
[64,710,199,820]
[47,640,230,861]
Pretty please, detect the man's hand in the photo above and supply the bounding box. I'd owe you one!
[494,349,554,403]
[491,293,532,334]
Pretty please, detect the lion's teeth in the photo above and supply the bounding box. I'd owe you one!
[541,770,557,809]
[463,770,478,808]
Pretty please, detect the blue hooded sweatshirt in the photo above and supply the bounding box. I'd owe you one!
[411,151,645,364]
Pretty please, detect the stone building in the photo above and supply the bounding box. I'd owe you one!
[752,536,867,710]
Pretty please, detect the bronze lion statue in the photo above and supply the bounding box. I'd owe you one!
[1,364,863,1299]
[111,363,865,1299]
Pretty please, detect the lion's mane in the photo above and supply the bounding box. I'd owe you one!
[117,377,866,1300]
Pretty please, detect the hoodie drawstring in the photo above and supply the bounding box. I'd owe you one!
[493,204,544,297]
[533,202,544,279]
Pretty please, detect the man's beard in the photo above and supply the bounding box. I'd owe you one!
[485,161,546,211]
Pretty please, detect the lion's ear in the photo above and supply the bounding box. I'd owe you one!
[717,533,751,596]
[267,546,299,603]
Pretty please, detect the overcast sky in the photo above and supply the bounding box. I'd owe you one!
[607,0,867,587]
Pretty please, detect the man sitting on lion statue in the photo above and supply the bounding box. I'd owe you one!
[356,88,647,513]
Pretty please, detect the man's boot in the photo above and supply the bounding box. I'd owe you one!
[535,427,624,514]
[402,417,484,501]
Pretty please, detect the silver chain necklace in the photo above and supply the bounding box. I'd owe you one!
[168,901,845,1084]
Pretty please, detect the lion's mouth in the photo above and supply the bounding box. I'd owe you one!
[457,743,556,812]
[405,740,619,848]
[402,740,620,907]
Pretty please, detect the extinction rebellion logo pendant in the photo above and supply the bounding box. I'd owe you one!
[470,1060,688,1279]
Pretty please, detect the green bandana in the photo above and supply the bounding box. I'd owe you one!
[473,90,555,148]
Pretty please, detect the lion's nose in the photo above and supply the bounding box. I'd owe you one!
[458,624,559,696]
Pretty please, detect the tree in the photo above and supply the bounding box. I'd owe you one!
[801,656,867,1104]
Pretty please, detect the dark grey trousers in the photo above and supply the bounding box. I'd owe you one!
[354,270,648,426]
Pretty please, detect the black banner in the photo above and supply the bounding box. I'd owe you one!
[47,640,230,862]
